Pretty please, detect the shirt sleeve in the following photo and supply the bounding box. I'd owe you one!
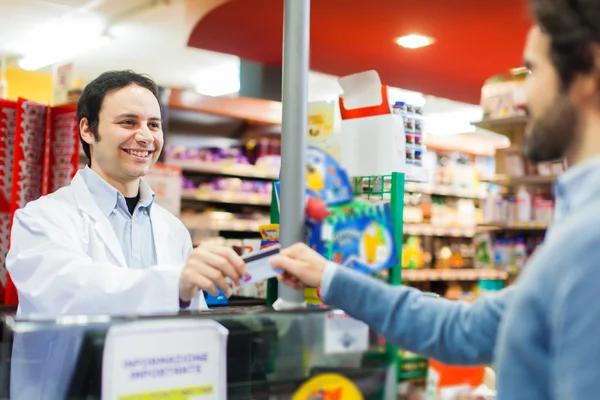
[322,265,513,365]
[552,246,600,399]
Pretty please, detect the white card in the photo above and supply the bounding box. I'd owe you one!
[240,245,282,285]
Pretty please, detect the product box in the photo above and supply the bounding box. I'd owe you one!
[309,201,398,275]
[337,70,427,181]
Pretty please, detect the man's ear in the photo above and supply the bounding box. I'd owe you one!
[79,117,95,145]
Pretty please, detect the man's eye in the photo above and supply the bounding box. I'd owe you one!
[150,123,161,129]
[120,120,135,126]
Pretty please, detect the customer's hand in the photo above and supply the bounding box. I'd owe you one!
[270,243,328,289]
[179,244,247,301]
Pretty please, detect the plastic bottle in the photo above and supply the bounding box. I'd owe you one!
[516,185,531,223]
[514,237,527,268]
[493,239,504,268]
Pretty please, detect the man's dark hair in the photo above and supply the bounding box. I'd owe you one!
[76,70,160,163]
[532,0,600,89]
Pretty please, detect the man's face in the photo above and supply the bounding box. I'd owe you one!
[84,84,163,183]
[522,26,579,163]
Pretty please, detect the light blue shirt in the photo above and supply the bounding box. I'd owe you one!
[80,166,157,268]
[321,156,600,399]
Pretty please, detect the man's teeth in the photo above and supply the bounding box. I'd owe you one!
[127,150,150,157]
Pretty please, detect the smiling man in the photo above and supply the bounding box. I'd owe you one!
[6,70,247,316]
[272,1,600,399]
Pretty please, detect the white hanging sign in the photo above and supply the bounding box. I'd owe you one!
[324,309,369,355]
[102,319,228,400]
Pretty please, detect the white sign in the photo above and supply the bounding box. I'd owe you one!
[102,319,229,400]
[143,163,182,216]
[324,310,369,354]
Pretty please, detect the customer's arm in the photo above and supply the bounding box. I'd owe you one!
[271,243,513,366]
[322,264,513,365]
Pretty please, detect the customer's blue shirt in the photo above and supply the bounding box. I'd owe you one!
[80,166,157,268]
[321,156,600,399]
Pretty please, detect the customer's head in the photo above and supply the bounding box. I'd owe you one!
[76,70,163,186]
[523,0,600,164]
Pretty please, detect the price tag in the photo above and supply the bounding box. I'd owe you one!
[102,319,228,400]
[324,310,369,355]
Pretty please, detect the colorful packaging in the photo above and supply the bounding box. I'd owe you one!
[0,100,17,295]
[274,146,353,209]
[309,201,398,274]
[259,224,280,249]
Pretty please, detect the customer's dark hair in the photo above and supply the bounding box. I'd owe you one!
[532,0,600,89]
[76,70,160,162]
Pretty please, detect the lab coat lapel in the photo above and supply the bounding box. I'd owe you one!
[150,206,169,264]
[70,173,128,267]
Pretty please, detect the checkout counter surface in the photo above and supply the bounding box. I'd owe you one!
[0,306,393,399]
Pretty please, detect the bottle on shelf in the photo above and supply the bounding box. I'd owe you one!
[516,185,532,223]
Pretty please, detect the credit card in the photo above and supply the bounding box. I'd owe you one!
[240,244,282,284]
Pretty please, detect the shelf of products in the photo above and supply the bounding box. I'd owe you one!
[181,188,272,206]
[404,182,485,199]
[404,224,475,238]
[478,221,550,231]
[401,268,508,282]
[483,174,558,185]
[168,159,279,180]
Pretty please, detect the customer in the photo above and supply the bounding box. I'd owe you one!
[6,70,247,316]
[273,3,600,399]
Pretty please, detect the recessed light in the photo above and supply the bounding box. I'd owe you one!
[396,34,435,49]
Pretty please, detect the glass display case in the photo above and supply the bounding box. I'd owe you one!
[0,307,394,399]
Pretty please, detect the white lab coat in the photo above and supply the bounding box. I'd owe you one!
[6,170,207,316]
[6,171,209,400]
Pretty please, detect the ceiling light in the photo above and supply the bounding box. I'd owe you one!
[193,61,240,97]
[9,15,110,71]
[396,34,435,49]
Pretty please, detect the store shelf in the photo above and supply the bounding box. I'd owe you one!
[181,189,271,206]
[402,268,508,282]
[404,182,485,199]
[482,174,557,186]
[167,159,278,180]
[404,224,476,238]
[478,221,549,231]
[182,214,269,233]
[473,115,528,136]
[398,370,428,380]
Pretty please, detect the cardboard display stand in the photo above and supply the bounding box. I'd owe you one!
[3,99,80,305]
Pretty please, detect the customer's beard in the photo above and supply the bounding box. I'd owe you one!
[523,95,579,163]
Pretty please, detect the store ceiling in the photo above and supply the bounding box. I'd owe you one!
[188,0,533,104]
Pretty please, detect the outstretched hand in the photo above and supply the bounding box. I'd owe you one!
[270,243,328,289]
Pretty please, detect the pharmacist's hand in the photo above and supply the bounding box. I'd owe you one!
[270,243,328,289]
[179,244,247,301]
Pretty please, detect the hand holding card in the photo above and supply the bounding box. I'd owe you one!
[238,245,282,285]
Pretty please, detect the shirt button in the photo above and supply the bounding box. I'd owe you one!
[143,210,148,215]
[117,194,122,199]
[112,208,117,214]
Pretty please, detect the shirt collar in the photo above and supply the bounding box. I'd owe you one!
[554,155,600,219]
[80,166,155,216]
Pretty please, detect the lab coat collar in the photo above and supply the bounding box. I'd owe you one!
[70,172,128,267]
[81,166,156,216]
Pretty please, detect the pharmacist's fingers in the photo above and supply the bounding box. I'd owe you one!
[183,266,219,297]
[198,264,231,297]
[201,244,248,276]
[193,246,241,285]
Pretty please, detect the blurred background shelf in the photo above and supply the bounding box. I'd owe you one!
[181,189,271,206]
[168,159,278,180]
[401,268,508,282]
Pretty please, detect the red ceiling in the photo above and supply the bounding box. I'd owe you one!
[188,0,532,104]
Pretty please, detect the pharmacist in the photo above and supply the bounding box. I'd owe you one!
[6,70,247,316]
[273,5,600,400]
